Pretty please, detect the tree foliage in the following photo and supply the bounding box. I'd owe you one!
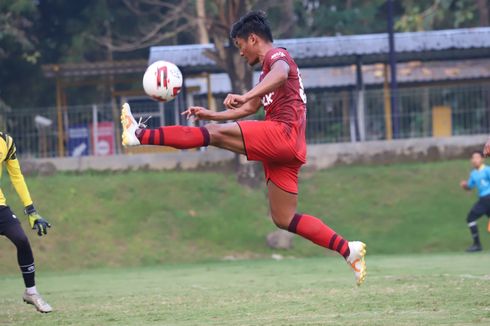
[0,0,38,61]
[395,0,485,31]
[0,0,488,108]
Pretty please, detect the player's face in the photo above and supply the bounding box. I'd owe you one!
[234,35,260,66]
[471,153,484,168]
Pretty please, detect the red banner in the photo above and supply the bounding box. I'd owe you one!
[91,122,115,156]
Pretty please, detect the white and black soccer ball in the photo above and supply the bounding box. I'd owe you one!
[143,60,183,102]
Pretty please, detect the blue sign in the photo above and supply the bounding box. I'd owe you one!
[68,125,90,157]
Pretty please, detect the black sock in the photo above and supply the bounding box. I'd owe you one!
[20,263,35,287]
[4,223,35,287]
[469,222,481,246]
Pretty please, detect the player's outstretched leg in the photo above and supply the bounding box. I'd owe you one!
[288,214,367,286]
[121,103,210,149]
[3,223,52,313]
[268,182,367,286]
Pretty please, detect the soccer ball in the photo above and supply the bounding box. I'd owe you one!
[143,60,183,102]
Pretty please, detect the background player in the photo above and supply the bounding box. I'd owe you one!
[0,132,52,312]
[460,150,490,252]
[121,11,367,285]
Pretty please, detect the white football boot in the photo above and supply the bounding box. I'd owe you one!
[346,241,367,286]
[121,103,141,147]
[23,291,52,313]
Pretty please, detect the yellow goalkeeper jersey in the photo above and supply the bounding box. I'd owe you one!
[0,132,32,207]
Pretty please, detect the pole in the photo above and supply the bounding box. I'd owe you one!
[355,55,366,141]
[383,64,393,140]
[387,0,399,138]
[92,104,98,156]
[206,73,215,112]
[159,101,165,127]
[56,77,65,157]
[349,90,359,142]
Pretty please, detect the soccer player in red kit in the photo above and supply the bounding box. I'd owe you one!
[121,11,367,285]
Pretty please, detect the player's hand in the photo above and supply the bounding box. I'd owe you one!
[460,180,468,190]
[182,106,216,121]
[223,93,247,110]
[484,138,490,157]
[24,204,51,236]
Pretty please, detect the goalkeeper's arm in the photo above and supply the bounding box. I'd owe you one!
[5,136,51,236]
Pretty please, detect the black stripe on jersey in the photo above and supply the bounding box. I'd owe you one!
[0,132,7,162]
[5,135,16,161]
[6,145,16,160]
[4,134,11,162]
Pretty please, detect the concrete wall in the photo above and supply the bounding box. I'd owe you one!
[22,135,488,174]
[306,135,488,170]
[22,149,235,175]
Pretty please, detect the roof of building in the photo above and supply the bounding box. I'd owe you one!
[149,27,490,73]
[42,60,148,79]
[42,28,490,81]
[186,58,490,94]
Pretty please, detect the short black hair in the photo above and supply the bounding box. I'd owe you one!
[472,150,484,157]
[230,11,273,42]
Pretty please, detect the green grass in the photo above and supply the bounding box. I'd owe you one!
[0,159,489,273]
[0,253,489,325]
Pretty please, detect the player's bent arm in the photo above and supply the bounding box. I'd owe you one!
[462,176,475,191]
[243,60,290,101]
[184,97,261,122]
[212,97,261,121]
[5,140,51,236]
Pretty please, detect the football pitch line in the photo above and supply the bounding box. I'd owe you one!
[0,253,489,325]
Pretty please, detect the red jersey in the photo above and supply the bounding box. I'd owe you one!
[259,48,307,125]
[258,47,307,164]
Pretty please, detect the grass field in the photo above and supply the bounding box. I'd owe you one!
[1,253,489,325]
[0,159,489,273]
[0,160,489,324]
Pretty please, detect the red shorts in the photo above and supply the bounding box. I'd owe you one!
[237,120,306,194]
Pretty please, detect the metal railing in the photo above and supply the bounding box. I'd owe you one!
[305,83,490,143]
[1,82,489,158]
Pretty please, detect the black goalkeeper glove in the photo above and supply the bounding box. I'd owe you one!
[24,204,52,236]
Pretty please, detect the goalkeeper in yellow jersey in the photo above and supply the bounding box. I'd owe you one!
[0,132,52,313]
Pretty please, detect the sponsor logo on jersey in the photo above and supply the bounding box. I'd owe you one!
[261,92,274,106]
[271,51,286,60]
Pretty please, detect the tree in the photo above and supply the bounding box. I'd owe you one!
[295,0,388,36]
[476,0,489,26]
[2,0,489,109]
[200,1,299,183]
[0,0,38,61]
[90,0,195,53]
[202,0,253,94]
[395,0,485,32]
[204,0,299,92]
[0,0,39,107]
